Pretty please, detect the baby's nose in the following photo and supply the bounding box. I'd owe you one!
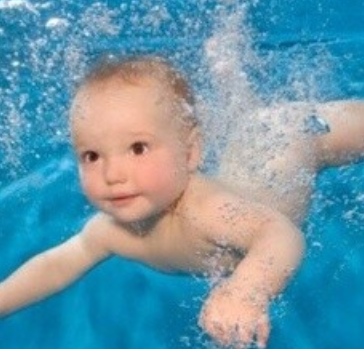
[103,157,128,184]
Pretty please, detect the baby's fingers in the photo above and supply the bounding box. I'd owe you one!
[232,324,254,349]
[199,316,230,346]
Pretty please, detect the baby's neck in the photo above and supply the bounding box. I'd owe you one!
[118,211,167,237]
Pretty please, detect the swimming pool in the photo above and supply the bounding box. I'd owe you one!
[0,1,363,348]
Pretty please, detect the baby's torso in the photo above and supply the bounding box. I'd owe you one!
[139,234,242,277]
[132,214,243,276]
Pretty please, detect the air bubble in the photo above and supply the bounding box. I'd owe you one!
[45,18,70,30]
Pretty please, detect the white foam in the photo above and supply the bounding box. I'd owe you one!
[45,17,70,30]
[0,0,39,14]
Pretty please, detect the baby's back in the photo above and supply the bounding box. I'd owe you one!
[217,104,320,224]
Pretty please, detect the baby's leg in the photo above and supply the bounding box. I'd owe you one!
[314,101,364,168]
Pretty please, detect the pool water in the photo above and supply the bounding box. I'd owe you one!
[0,1,364,348]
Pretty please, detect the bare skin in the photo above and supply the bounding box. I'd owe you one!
[219,101,364,224]
[0,72,363,349]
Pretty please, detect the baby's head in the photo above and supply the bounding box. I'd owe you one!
[72,56,198,131]
[70,56,201,225]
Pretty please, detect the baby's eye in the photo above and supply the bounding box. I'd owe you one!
[81,151,99,163]
[130,141,149,156]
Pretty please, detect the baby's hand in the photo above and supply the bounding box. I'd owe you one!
[199,280,270,348]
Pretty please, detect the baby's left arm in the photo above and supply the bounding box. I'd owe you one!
[199,199,304,348]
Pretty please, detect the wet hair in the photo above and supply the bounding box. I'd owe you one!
[75,55,198,129]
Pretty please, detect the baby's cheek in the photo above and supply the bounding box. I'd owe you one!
[147,170,171,188]
[142,166,172,192]
[160,167,189,196]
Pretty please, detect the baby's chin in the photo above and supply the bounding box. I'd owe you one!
[109,210,167,236]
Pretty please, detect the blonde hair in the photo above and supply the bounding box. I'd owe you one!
[76,55,198,129]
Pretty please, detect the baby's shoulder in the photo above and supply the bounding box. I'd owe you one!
[185,175,230,207]
[186,175,265,225]
[188,175,243,204]
[80,213,149,259]
[184,176,274,248]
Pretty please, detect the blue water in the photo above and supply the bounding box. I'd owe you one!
[0,1,364,348]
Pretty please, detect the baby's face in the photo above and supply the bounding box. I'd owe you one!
[71,78,198,224]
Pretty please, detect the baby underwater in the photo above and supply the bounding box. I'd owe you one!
[0,57,305,349]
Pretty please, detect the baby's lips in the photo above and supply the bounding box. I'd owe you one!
[108,192,138,201]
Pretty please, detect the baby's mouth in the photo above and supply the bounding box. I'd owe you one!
[108,194,139,207]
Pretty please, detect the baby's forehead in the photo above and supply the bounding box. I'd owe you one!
[70,73,196,133]
[75,76,174,107]
[70,77,181,129]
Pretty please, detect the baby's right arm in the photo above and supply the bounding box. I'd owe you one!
[0,215,111,317]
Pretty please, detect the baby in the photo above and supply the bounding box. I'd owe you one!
[0,56,363,349]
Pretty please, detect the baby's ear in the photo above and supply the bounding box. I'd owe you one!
[187,127,202,172]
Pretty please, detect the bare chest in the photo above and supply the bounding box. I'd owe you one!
[138,226,244,276]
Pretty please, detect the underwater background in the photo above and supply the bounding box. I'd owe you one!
[0,1,364,348]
